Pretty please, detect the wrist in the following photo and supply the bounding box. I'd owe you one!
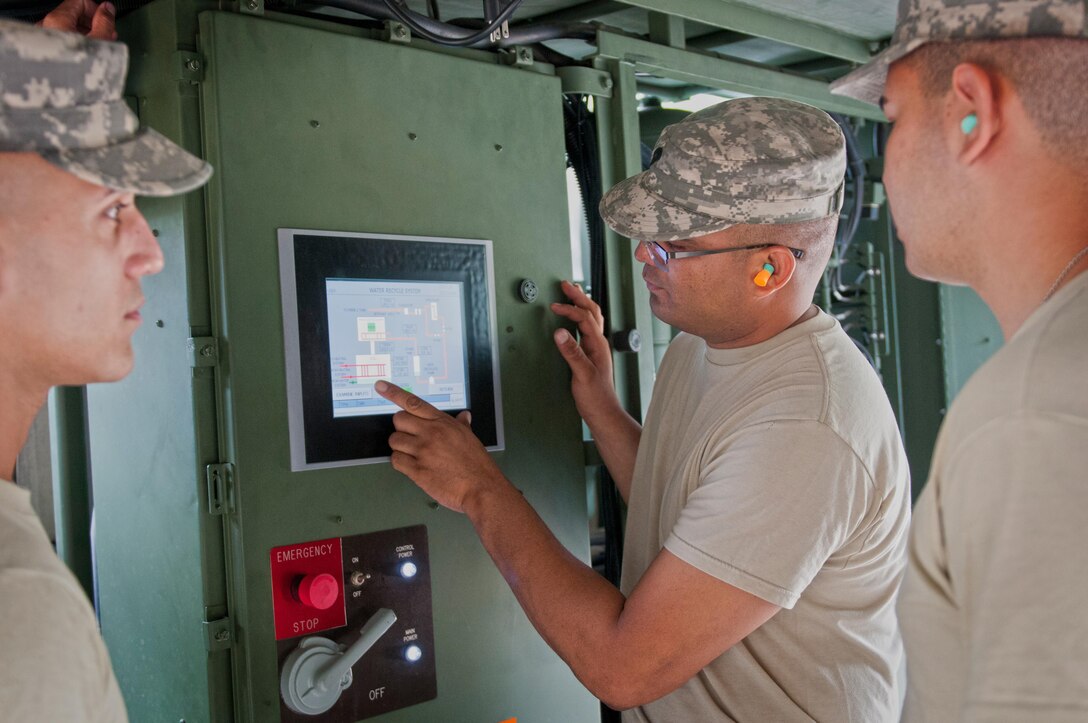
[462,470,519,522]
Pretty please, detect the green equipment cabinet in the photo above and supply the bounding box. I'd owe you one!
[88,3,598,721]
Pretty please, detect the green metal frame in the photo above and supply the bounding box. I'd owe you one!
[611,0,875,62]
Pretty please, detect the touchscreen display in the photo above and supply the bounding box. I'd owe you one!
[326,279,469,418]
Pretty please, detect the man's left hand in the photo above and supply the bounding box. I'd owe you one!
[375,380,506,513]
[39,0,117,41]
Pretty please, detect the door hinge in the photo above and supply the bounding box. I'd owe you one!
[176,51,205,83]
[187,337,219,368]
[203,617,234,651]
[205,463,234,516]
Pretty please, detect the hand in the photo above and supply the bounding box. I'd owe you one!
[39,0,117,41]
[375,380,508,514]
[550,280,619,423]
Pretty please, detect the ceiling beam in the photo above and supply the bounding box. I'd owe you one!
[596,31,885,120]
[611,0,873,63]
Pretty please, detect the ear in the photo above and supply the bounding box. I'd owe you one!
[950,62,1002,165]
[753,246,798,295]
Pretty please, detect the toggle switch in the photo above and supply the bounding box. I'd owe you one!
[293,573,339,610]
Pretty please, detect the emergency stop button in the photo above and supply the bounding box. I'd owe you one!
[294,573,339,610]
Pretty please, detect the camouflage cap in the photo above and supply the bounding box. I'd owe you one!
[600,97,846,243]
[0,19,211,196]
[830,0,1088,106]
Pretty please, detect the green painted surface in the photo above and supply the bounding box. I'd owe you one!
[938,285,1003,403]
[197,10,594,722]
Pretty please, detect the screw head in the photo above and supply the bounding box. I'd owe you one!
[185,59,200,71]
[200,345,214,357]
[214,629,229,642]
[246,0,258,9]
[395,25,407,37]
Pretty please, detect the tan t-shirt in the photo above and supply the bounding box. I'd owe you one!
[0,480,128,722]
[900,271,1088,723]
[621,309,911,722]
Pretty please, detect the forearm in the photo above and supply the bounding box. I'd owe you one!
[464,477,632,702]
[583,401,641,502]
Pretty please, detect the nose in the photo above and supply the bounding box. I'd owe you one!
[125,208,165,278]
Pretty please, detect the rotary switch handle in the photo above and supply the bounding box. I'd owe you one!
[280,608,398,716]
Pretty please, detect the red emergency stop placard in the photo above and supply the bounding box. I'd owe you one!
[270,537,346,641]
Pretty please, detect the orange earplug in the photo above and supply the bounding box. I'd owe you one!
[754,263,775,287]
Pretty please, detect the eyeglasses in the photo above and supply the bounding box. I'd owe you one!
[642,240,804,272]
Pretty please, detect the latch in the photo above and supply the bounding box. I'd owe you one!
[206,463,234,516]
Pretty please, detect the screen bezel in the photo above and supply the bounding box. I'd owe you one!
[279,229,504,471]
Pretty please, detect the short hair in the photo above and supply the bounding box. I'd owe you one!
[908,38,1088,169]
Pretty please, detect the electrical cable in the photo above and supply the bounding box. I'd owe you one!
[380,0,524,46]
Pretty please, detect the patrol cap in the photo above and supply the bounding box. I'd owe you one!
[599,97,846,244]
[830,0,1088,106]
[0,19,211,196]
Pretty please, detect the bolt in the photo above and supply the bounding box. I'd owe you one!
[408,132,418,140]
[156,320,165,328]
[186,59,200,72]
[519,49,531,61]
[494,144,503,152]
[395,25,407,38]
[200,344,214,357]
[214,629,229,642]
[246,0,258,8]
[428,500,440,510]
[600,76,613,90]
[309,119,320,128]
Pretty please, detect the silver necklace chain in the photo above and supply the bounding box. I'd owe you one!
[1043,245,1088,303]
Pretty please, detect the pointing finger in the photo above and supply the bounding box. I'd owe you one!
[375,380,443,420]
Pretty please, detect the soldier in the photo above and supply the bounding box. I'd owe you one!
[0,15,210,719]
[831,1,1088,719]
[377,97,911,721]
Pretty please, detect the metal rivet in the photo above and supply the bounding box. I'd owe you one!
[505,326,514,333]
[310,120,320,128]
[152,229,160,237]
[335,515,343,524]
[494,144,503,152]
[156,320,164,328]
[428,501,440,510]
[408,132,418,140]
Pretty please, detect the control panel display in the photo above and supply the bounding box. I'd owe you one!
[273,525,437,721]
[326,279,468,418]
[278,229,504,471]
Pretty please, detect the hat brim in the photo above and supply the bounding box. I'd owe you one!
[41,125,212,197]
[829,38,927,106]
[599,171,734,243]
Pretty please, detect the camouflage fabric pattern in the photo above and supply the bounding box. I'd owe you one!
[830,0,1088,106]
[600,97,846,244]
[0,19,211,196]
